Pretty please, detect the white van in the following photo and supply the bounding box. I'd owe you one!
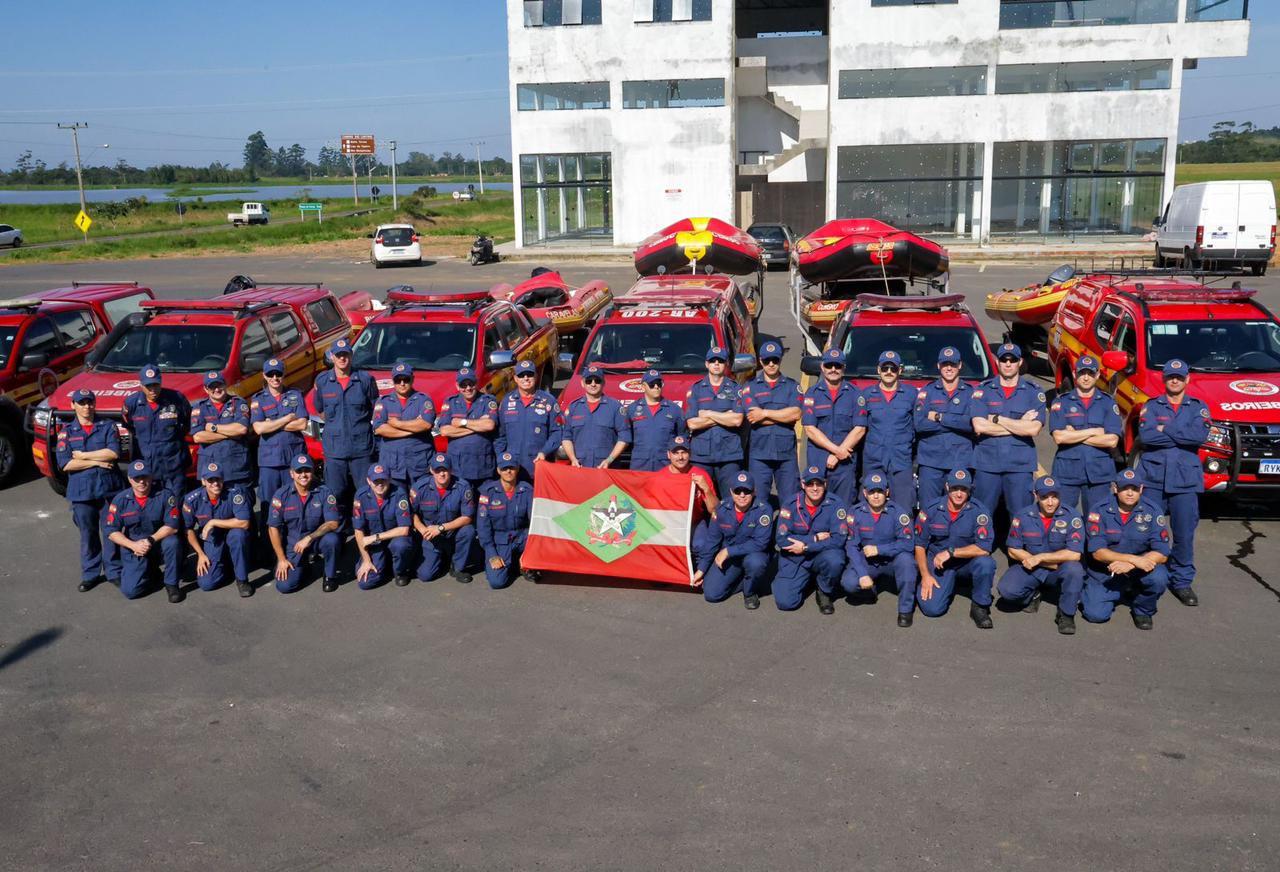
[1154,180,1275,275]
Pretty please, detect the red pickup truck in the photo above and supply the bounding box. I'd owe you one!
[1,282,154,487]
[31,283,373,494]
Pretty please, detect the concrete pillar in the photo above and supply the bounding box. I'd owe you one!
[557,156,569,235]
[1039,142,1054,236]
[978,141,992,243]
[1088,143,1101,231]
[1121,140,1136,232]
[1015,142,1028,230]
[576,158,586,231]
[535,156,547,244]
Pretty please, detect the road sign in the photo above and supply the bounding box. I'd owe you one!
[74,210,92,233]
[298,203,324,211]
[341,135,376,156]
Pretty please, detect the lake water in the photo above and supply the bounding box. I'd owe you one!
[0,181,512,206]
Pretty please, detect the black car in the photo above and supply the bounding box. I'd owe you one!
[746,222,795,269]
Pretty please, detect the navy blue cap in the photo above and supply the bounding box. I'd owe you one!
[203,370,226,388]
[758,340,783,361]
[731,472,754,492]
[331,338,353,355]
[1075,355,1100,373]
[862,472,888,492]
[705,345,728,363]
[128,459,151,478]
[263,357,285,375]
[430,452,451,471]
[201,461,224,480]
[291,454,315,471]
[821,348,846,367]
[1033,475,1060,496]
[996,343,1023,361]
[139,365,161,386]
[946,468,972,489]
[878,350,902,366]
[70,388,95,404]
[802,465,826,484]
[1115,468,1144,488]
[393,361,415,379]
[668,435,690,452]
[937,346,961,365]
[582,364,605,380]
[367,463,390,481]
[642,369,663,385]
[496,452,518,470]
[455,366,477,385]
[1163,358,1189,377]
[514,359,537,376]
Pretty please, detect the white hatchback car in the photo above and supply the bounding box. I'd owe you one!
[370,223,422,268]
[0,224,23,248]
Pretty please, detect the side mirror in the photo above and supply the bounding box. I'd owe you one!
[800,355,821,376]
[20,352,50,371]
[556,351,575,375]
[487,349,516,370]
[1101,350,1132,373]
[1152,215,1162,227]
[732,353,755,374]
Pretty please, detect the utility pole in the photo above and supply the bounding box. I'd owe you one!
[389,140,398,210]
[351,154,359,205]
[471,140,485,194]
[59,122,89,242]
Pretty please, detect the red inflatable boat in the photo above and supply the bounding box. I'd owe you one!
[488,269,612,335]
[794,219,949,285]
[634,217,764,277]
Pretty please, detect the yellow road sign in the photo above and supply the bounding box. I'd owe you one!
[74,210,92,233]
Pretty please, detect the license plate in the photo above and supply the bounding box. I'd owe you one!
[389,249,404,255]
[1260,461,1280,476]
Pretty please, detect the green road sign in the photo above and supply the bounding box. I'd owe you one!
[298,203,323,211]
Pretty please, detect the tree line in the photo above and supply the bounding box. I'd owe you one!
[1177,122,1280,164]
[3,130,512,186]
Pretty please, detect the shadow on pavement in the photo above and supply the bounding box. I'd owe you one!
[0,626,65,672]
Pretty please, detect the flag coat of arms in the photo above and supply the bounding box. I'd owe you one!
[522,464,696,586]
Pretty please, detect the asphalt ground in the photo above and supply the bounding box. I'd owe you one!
[1,253,1279,871]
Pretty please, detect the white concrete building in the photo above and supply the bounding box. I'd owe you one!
[507,0,1250,247]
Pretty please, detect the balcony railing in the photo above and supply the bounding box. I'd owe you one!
[999,0,1177,28]
[1186,0,1248,21]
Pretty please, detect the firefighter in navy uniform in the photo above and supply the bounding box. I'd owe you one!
[411,453,477,585]
[801,348,863,504]
[351,463,415,590]
[436,367,500,492]
[1137,358,1209,607]
[839,473,919,627]
[914,468,998,629]
[267,454,343,594]
[476,453,535,589]
[627,369,686,472]
[857,350,918,508]
[182,461,253,597]
[913,346,976,510]
[1082,468,1171,630]
[372,361,437,494]
[562,364,631,468]
[772,466,849,614]
[191,370,255,510]
[741,340,802,505]
[122,363,192,501]
[684,347,746,497]
[996,475,1085,635]
[57,388,123,593]
[104,460,183,603]
[250,358,308,544]
[1049,355,1122,517]
[692,472,774,609]
[309,338,378,523]
[495,358,563,480]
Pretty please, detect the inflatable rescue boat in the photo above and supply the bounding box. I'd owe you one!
[488,269,612,334]
[634,217,764,277]
[984,265,1078,328]
[794,219,949,285]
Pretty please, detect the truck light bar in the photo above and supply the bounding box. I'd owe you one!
[1124,288,1257,302]
[854,293,967,311]
[70,280,139,288]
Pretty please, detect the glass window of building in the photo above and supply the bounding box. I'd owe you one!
[999,0,1178,29]
[635,0,712,22]
[836,143,984,236]
[989,138,1166,237]
[519,153,613,246]
[870,0,958,5]
[622,78,725,109]
[1186,0,1248,21]
[517,82,610,111]
[838,66,987,99]
[996,59,1172,93]
[524,0,603,26]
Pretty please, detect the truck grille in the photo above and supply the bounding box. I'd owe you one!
[1235,422,1280,477]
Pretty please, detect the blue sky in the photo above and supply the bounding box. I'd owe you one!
[0,2,1275,172]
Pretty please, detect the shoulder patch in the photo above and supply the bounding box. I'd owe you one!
[1071,517,1082,528]
[464,489,474,502]
[272,498,283,508]
[898,513,911,526]
[1156,515,1167,527]
[976,514,990,525]
[972,389,984,398]
[1088,512,1100,522]
[1051,401,1062,411]
[917,511,928,522]
[167,495,177,507]
[779,508,791,519]
[479,494,490,505]
[803,396,815,406]
[836,508,847,519]
[1199,407,1210,418]
[233,493,245,505]
[1037,392,1046,403]
[326,494,337,505]
[857,395,866,406]
[1011,517,1021,528]
[1113,404,1120,415]
[759,513,771,526]
[398,499,409,510]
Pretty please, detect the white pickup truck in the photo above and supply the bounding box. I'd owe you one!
[227,202,270,226]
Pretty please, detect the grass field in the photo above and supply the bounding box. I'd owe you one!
[1175,160,1280,197]
[1,193,515,265]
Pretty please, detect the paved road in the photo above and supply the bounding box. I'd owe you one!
[1,256,1278,871]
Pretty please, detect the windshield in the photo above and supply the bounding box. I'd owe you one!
[748,225,786,243]
[839,326,992,380]
[378,228,415,246]
[0,324,16,370]
[584,323,717,373]
[1146,319,1280,373]
[351,322,476,371]
[96,324,234,373]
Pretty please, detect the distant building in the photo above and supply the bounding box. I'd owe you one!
[507,0,1250,247]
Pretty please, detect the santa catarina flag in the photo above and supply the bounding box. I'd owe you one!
[522,463,696,586]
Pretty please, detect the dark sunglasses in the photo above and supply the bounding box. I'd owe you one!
[822,362,844,370]
[645,380,664,387]
[998,356,1020,363]
[878,363,900,372]
[515,371,536,378]
[393,377,413,384]
[265,371,285,378]
[732,487,753,495]
[583,377,603,385]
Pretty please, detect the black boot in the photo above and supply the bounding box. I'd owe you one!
[236,579,254,598]
[394,573,412,587]
[451,570,473,584]
[78,576,102,593]
[166,585,185,604]
[1023,590,1042,613]
[970,602,993,629]
[321,576,338,592]
[1132,612,1154,631]
[1170,586,1199,607]
[743,592,760,610]
[897,611,914,628]
[1055,611,1076,635]
[524,569,542,583]
[815,590,834,615]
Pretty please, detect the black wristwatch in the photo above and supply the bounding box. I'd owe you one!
[989,413,1000,423]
